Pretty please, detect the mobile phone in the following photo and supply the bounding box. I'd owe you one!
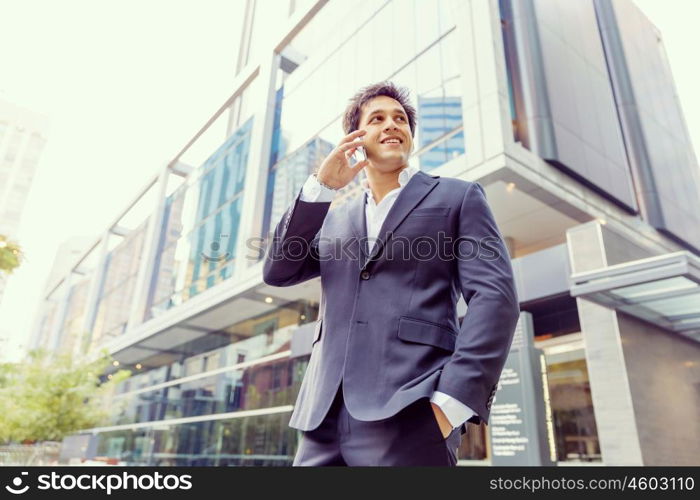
[357,146,367,161]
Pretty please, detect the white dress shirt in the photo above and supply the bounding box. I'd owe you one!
[298,165,477,430]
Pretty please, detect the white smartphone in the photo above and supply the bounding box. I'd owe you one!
[350,133,367,163]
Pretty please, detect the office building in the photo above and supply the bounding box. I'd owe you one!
[0,98,49,307]
[40,0,700,465]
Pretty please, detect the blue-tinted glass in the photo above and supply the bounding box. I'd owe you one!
[270,86,286,166]
[191,224,206,282]
[110,361,299,426]
[226,197,242,259]
[264,137,334,243]
[148,119,252,312]
[94,412,297,466]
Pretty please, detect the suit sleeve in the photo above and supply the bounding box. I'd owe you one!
[435,181,520,425]
[262,178,333,287]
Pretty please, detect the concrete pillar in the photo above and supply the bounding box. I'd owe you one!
[566,221,644,465]
[233,50,280,277]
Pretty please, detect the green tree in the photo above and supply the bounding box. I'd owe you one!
[0,349,130,444]
[0,235,23,275]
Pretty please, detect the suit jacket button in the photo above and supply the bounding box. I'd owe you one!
[360,270,370,280]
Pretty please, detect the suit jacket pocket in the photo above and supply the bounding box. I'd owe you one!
[312,319,323,347]
[408,207,450,217]
[397,316,456,351]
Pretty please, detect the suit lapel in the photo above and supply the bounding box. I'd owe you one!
[348,189,369,262]
[348,170,440,269]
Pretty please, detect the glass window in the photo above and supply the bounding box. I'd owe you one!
[91,222,149,347]
[391,0,418,68]
[93,411,297,466]
[110,346,305,426]
[262,136,334,240]
[276,0,456,157]
[148,119,252,316]
[245,0,291,68]
[262,1,468,258]
[414,0,440,51]
[540,343,601,462]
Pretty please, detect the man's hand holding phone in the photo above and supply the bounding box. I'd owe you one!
[315,129,370,190]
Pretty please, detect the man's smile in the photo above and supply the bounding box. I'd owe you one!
[380,136,403,144]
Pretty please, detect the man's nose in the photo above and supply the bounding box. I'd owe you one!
[384,119,400,131]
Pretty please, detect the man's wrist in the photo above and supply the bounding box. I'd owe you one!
[313,172,340,191]
[303,174,336,202]
[430,402,454,437]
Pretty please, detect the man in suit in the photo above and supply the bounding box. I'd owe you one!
[263,81,519,466]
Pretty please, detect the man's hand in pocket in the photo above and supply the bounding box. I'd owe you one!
[430,402,453,439]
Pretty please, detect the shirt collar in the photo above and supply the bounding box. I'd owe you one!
[360,164,420,200]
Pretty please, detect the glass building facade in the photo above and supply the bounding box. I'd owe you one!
[147,117,252,317]
[37,0,700,466]
[93,301,312,466]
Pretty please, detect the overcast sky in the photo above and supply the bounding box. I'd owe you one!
[0,0,699,362]
[0,0,245,361]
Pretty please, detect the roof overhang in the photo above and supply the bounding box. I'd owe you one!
[569,251,700,343]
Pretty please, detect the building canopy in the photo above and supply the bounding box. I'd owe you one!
[570,251,700,343]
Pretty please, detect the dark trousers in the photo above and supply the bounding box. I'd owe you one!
[292,381,462,466]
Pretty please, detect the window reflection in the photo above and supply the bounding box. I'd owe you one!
[93,300,321,466]
[147,119,252,317]
[273,0,464,160]
[265,5,467,237]
[95,412,297,466]
[110,300,318,425]
[417,93,465,170]
[499,0,521,142]
[98,319,602,465]
[543,349,601,462]
[111,354,306,426]
[92,221,149,347]
[262,135,334,241]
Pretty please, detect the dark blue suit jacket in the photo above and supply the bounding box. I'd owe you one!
[263,170,520,435]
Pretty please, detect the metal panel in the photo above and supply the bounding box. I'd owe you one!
[501,0,638,211]
[596,0,700,253]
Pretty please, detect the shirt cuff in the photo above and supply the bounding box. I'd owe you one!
[430,390,476,429]
[300,174,337,203]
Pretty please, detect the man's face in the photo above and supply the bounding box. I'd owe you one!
[357,95,413,172]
